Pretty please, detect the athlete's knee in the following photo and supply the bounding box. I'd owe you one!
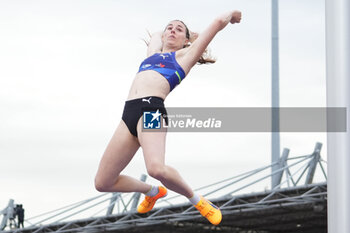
[147,165,167,181]
[94,175,114,192]
[94,177,106,192]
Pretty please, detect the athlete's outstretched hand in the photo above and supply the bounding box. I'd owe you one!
[230,11,242,24]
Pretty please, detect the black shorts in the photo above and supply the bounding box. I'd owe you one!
[121,96,168,137]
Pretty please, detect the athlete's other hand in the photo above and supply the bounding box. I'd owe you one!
[230,11,242,24]
[189,31,199,43]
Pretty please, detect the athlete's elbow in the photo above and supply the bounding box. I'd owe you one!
[214,11,234,31]
[212,18,227,32]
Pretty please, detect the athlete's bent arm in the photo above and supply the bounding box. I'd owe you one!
[181,10,242,70]
[147,31,163,57]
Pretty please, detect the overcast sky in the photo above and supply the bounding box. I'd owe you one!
[0,0,327,220]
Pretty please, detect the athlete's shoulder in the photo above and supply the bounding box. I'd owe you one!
[174,47,190,60]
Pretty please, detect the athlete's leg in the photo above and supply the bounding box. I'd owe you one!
[95,120,151,193]
[136,116,222,225]
[136,117,194,198]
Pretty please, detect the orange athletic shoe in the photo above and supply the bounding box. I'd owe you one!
[194,196,222,225]
[137,186,168,214]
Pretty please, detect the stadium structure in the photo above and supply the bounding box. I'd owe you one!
[1,142,327,233]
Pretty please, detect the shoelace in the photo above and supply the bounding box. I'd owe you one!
[141,196,155,207]
[197,202,206,211]
[197,200,218,214]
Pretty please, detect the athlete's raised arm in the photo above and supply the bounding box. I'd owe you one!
[146,31,163,57]
[181,11,242,70]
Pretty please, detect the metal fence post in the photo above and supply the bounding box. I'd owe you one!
[273,148,290,189]
[0,199,15,231]
[305,142,322,185]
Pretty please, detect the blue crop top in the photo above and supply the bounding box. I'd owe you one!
[138,52,186,91]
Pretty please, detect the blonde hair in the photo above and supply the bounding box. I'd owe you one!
[183,42,216,65]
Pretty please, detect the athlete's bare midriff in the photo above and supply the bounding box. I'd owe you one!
[127,70,171,101]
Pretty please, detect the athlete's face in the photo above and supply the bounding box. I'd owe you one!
[162,20,189,50]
